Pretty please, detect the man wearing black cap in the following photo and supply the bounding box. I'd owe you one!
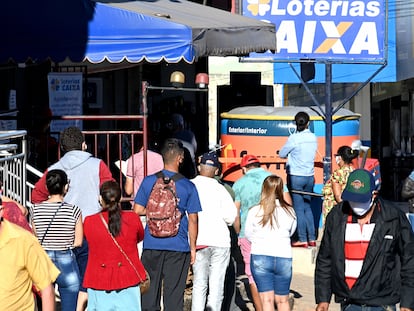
[191,152,237,311]
[315,169,414,311]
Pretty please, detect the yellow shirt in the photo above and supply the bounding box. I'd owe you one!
[0,220,60,311]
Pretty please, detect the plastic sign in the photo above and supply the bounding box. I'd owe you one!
[244,0,386,63]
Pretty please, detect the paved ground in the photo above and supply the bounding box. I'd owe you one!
[290,272,341,311]
[183,267,341,311]
[55,247,339,311]
[181,243,342,311]
[54,242,342,311]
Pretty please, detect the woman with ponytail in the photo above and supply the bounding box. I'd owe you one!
[83,181,146,311]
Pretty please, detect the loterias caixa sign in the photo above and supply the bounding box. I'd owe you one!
[244,0,387,63]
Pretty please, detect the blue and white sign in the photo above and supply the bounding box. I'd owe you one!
[48,72,83,136]
[244,0,386,62]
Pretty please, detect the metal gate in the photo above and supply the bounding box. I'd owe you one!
[0,130,28,207]
[1,112,149,209]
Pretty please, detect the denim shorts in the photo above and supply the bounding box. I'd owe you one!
[250,254,292,295]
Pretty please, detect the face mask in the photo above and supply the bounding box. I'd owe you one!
[349,199,373,216]
[335,155,342,165]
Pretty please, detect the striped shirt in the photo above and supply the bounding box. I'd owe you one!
[30,202,82,250]
[344,214,376,289]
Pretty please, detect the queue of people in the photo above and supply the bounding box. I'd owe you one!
[2,112,414,311]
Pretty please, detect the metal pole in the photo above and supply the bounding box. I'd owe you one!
[324,63,333,184]
[141,81,149,177]
[22,134,27,207]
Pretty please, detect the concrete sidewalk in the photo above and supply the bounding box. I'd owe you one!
[290,244,341,311]
[291,270,341,311]
[182,244,341,311]
[55,245,340,311]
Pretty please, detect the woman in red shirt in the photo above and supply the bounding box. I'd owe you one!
[83,181,146,311]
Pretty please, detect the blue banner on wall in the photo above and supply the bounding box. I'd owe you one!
[244,0,386,63]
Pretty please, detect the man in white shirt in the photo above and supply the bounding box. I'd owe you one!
[191,152,237,311]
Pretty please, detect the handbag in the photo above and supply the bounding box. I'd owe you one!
[99,213,150,294]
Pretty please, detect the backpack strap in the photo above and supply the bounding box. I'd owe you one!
[171,173,185,182]
[155,171,170,184]
[154,171,185,183]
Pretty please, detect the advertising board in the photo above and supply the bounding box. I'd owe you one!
[244,0,387,63]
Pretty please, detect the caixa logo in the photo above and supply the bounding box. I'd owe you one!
[244,0,386,61]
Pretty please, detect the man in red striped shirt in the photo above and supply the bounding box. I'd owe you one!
[315,169,414,311]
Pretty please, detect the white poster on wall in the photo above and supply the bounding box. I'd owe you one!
[48,72,83,136]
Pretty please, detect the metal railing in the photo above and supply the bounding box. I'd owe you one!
[77,128,144,203]
[59,115,145,203]
[0,118,148,211]
[26,163,43,209]
[0,130,28,207]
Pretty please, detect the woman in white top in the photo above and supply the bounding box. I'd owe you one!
[245,175,297,311]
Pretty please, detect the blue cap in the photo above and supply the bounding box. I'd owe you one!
[199,152,220,167]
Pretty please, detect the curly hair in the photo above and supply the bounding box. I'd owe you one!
[60,126,84,153]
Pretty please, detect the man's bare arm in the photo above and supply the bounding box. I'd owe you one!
[124,177,133,196]
[40,283,56,311]
[133,203,146,216]
[188,213,198,265]
[233,201,241,234]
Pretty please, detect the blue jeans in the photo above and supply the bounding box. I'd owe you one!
[73,237,88,292]
[341,304,396,311]
[192,247,230,311]
[46,249,80,311]
[287,174,316,242]
[250,255,292,295]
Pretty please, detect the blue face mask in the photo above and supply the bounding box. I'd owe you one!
[349,200,373,216]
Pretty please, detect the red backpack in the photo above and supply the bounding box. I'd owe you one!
[146,171,184,237]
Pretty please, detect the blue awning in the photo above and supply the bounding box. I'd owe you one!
[2,0,276,64]
[85,2,193,63]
